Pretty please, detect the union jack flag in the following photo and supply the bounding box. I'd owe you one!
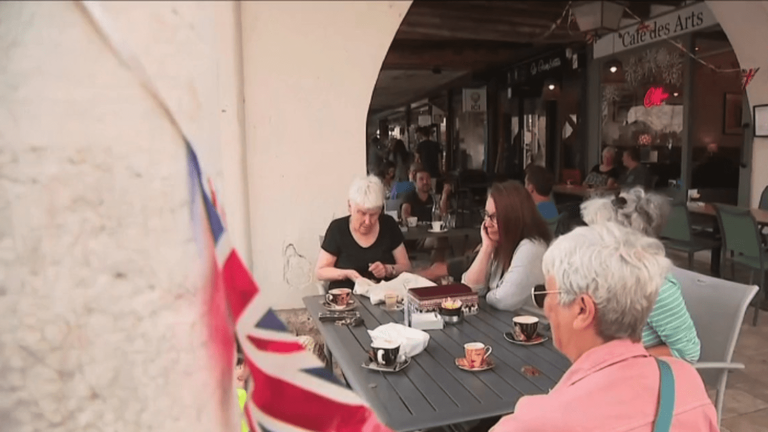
[186,141,392,432]
[742,67,760,90]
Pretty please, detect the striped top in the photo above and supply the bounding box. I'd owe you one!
[643,274,701,363]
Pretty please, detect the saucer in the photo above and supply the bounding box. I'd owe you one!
[455,357,495,372]
[503,331,548,346]
[321,299,357,311]
[362,352,410,372]
[380,302,404,311]
[427,228,448,233]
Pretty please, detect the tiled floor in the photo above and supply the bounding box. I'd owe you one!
[277,249,768,431]
[667,250,768,432]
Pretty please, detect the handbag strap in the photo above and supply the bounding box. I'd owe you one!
[653,358,676,432]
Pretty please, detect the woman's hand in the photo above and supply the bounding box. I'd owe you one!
[368,262,387,279]
[480,220,497,250]
[345,269,363,282]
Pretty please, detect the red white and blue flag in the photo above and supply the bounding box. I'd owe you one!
[186,141,393,432]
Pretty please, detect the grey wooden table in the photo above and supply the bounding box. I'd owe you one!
[302,295,570,431]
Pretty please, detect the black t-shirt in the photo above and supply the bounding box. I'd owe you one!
[402,190,434,222]
[584,164,620,187]
[417,140,442,178]
[321,214,404,289]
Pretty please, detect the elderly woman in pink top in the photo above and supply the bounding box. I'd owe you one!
[491,223,718,432]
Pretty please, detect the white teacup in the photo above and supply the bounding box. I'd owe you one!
[431,221,443,231]
[406,216,418,227]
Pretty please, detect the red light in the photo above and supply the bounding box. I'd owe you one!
[644,87,669,108]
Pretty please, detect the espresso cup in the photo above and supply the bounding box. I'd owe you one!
[464,342,492,369]
[371,341,400,367]
[431,221,443,231]
[513,315,539,341]
[406,216,418,228]
[326,288,352,307]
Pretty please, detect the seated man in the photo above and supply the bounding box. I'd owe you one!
[619,147,653,189]
[491,223,718,431]
[524,165,558,220]
[390,162,421,199]
[401,168,450,222]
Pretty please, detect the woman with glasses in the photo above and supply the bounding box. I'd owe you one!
[579,187,701,363]
[493,223,717,431]
[461,181,552,311]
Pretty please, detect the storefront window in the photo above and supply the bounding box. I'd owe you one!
[600,44,685,186]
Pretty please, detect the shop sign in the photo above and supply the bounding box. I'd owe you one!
[530,57,562,76]
[462,88,486,113]
[594,2,716,58]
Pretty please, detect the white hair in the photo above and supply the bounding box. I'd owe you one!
[580,187,670,237]
[602,146,617,157]
[542,223,670,342]
[348,175,385,210]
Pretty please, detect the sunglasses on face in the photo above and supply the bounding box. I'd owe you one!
[531,284,563,308]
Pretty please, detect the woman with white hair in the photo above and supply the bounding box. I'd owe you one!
[583,146,619,188]
[580,187,701,363]
[316,175,411,290]
[491,223,718,431]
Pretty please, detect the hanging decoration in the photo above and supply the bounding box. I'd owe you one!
[638,133,653,146]
[742,67,760,90]
[601,85,621,122]
[636,22,652,34]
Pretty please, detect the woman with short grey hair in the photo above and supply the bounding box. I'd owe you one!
[491,223,718,431]
[315,175,411,290]
[579,187,701,362]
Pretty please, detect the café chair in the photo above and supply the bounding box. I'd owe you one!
[759,185,768,210]
[670,266,758,427]
[659,202,720,269]
[715,204,767,325]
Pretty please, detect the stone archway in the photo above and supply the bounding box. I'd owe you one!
[707,1,768,206]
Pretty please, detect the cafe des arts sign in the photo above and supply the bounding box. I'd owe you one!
[593,2,717,59]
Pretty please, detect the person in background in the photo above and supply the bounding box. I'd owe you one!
[524,165,559,220]
[401,168,451,222]
[491,223,718,431]
[367,135,386,175]
[414,126,442,180]
[390,162,421,199]
[316,176,411,289]
[580,187,701,363]
[583,146,619,188]
[377,160,396,197]
[235,355,250,432]
[619,147,653,189]
[388,139,410,182]
[462,181,552,311]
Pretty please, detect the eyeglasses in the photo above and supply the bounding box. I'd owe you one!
[531,284,562,308]
[482,210,497,224]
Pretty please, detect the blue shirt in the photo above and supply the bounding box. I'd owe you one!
[537,201,559,220]
[390,181,415,199]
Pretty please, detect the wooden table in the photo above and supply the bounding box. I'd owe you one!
[303,295,569,431]
[687,202,768,225]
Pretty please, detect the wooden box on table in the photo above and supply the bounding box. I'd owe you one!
[404,283,479,327]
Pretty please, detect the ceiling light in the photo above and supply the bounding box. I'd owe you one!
[609,66,618,73]
[673,92,679,97]
[548,84,556,90]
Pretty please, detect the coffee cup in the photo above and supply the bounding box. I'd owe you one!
[512,315,539,341]
[406,216,418,227]
[326,288,352,307]
[431,221,443,231]
[371,341,400,367]
[464,342,492,369]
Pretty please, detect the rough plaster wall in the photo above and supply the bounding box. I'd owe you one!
[707,1,768,207]
[241,1,412,309]
[0,1,239,430]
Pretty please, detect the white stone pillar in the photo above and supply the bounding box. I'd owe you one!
[0,1,242,430]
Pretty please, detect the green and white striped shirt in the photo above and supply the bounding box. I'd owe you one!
[642,274,701,363]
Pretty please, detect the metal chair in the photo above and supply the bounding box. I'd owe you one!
[660,202,720,269]
[670,266,758,428]
[759,185,768,210]
[715,204,767,325]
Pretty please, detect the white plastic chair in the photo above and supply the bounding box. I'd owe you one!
[670,266,759,427]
